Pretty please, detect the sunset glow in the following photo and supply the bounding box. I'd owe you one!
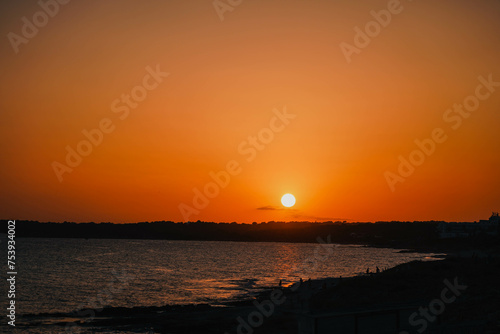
[1,0,499,223]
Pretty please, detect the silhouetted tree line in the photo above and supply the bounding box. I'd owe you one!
[2,219,497,250]
[0,220,431,244]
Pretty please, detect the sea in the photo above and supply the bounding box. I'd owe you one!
[0,238,441,333]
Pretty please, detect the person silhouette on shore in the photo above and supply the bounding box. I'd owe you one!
[366,268,370,274]
[279,280,282,287]
[376,266,380,274]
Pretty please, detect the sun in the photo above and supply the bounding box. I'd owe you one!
[281,193,296,208]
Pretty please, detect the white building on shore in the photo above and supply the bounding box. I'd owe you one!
[438,212,500,239]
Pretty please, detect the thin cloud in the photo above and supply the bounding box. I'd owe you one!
[256,206,282,211]
[255,207,346,222]
[289,213,349,222]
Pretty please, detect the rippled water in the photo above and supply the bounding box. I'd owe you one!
[1,238,439,317]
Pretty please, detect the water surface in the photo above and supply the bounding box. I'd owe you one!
[0,238,439,317]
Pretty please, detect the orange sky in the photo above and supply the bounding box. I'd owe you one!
[1,0,499,223]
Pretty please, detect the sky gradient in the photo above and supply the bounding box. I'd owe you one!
[1,0,499,223]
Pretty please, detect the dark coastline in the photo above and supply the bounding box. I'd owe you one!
[3,219,498,255]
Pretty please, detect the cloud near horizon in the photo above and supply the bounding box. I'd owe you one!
[256,206,347,222]
[256,206,283,211]
[289,213,350,222]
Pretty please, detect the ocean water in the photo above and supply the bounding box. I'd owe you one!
[0,238,439,319]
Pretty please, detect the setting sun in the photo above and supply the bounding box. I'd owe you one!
[281,194,296,208]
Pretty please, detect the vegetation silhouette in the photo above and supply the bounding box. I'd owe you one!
[2,219,498,251]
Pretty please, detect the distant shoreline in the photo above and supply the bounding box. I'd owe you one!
[5,219,498,256]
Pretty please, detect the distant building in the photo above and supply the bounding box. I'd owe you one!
[438,212,500,239]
